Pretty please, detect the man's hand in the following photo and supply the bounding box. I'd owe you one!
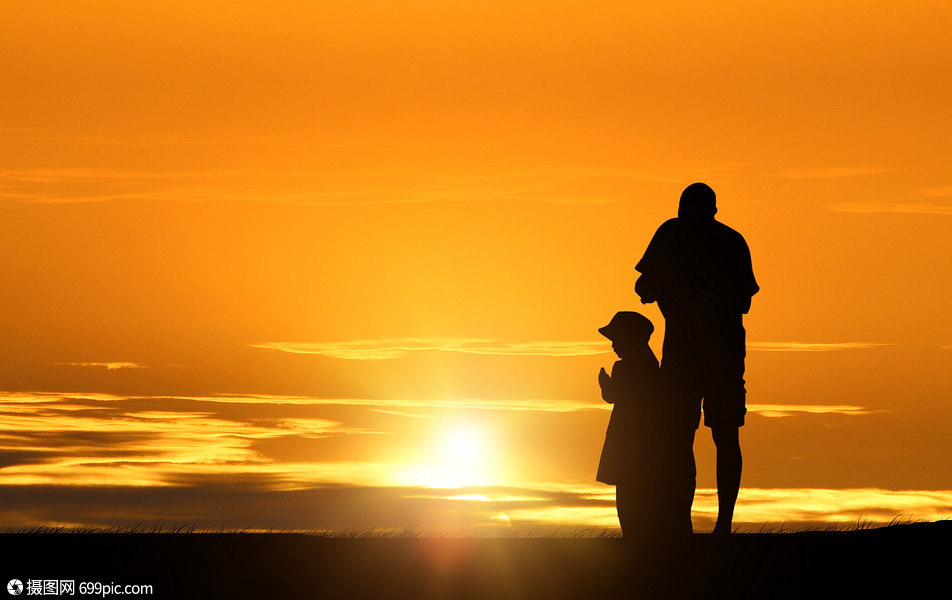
[635,273,657,304]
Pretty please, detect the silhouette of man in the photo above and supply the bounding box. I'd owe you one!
[634,183,758,534]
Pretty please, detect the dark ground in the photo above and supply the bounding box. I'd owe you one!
[1,521,947,599]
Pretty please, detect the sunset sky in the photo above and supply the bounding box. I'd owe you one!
[1,0,950,533]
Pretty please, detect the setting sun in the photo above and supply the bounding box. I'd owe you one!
[445,428,486,464]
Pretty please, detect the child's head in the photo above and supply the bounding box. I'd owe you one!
[599,311,653,358]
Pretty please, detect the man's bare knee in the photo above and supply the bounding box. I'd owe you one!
[712,426,740,452]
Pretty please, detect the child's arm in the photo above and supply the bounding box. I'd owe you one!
[598,367,614,403]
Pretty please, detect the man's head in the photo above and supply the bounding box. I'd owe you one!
[678,182,717,220]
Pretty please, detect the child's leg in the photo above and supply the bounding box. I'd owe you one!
[615,481,636,537]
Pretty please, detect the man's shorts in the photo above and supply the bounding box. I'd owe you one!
[660,322,748,430]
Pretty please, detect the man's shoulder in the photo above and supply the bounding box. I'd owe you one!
[713,220,750,246]
[655,218,738,236]
[713,219,740,234]
[655,218,680,233]
[646,218,681,243]
[650,218,746,245]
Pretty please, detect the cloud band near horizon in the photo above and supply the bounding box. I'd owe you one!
[251,338,900,360]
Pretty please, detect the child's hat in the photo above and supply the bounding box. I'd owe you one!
[598,311,654,341]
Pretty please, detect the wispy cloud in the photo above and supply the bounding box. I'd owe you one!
[57,362,146,370]
[731,488,952,529]
[829,202,952,216]
[0,130,328,148]
[769,166,897,179]
[0,391,885,418]
[747,404,871,418]
[0,391,126,404]
[748,341,896,352]
[0,163,749,205]
[0,168,212,182]
[368,409,433,419]
[0,392,380,487]
[129,394,868,418]
[251,338,610,360]
[0,391,582,411]
[199,394,604,413]
[918,185,952,198]
[479,485,952,532]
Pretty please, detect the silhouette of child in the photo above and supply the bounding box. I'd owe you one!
[596,311,690,539]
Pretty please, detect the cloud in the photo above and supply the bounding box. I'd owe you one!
[0,481,592,532]
[0,391,126,404]
[0,130,326,148]
[0,393,381,487]
[57,362,146,370]
[0,479,948,533]
[747,404,871,418]
[0,391,598,413]
[918,185,952,198]
[0,165,428,204]
[769,166,897,179]
[368,409,433,419]
[259,338,900,360]
[731,488,952,530]
[0,168,207,182]
[251,338,610,360]
[197,394,605,413]
[0,163,749,205]
[0,391,878,421]
[828,202,952,216]
[748,341,896,352]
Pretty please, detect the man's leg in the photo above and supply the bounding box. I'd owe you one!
[660,373,700,537]
[711,425,741,534]
[680,427,697,536]
[661,324,704,536]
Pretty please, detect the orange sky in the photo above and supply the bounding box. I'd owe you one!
[0,1,950,532]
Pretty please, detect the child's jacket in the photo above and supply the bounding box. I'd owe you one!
[596,346,663,485]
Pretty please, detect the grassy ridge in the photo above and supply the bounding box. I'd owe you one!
[1,521,947,599]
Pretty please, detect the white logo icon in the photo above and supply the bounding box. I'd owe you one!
[6,580,23,596]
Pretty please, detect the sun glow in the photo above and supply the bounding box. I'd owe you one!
[391,422,500,490]
[445,428,485,463]
[437,425,496,486]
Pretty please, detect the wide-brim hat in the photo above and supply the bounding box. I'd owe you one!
[598,311,654,341]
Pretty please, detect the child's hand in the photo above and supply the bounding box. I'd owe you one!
[598,367,610,389]
[598,367,613,403]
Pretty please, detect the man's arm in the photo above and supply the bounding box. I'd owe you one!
[737,233,758,314]
[634,220,675,305]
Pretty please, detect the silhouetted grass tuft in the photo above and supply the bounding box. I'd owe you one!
[733,514,927,534]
